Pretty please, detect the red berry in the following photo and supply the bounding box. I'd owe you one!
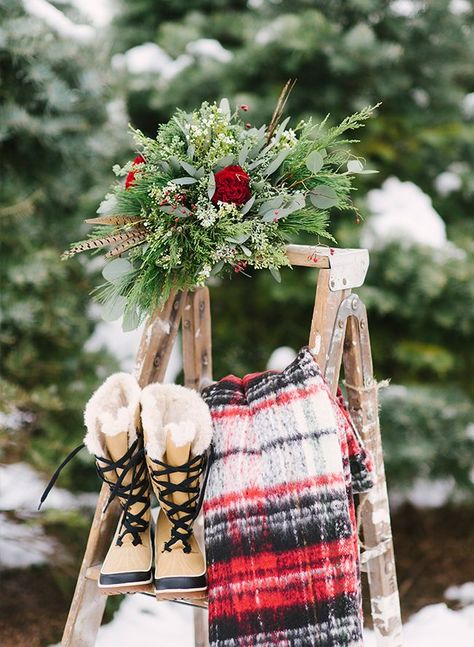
[245,122,251,129]
[240,104,249,111]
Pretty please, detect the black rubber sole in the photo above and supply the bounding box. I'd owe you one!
[154,573,207,592]
[99,569,153,588]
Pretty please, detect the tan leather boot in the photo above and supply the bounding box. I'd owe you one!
[84,373,153,592]
[141,384,212,600]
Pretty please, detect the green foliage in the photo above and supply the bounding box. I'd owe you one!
[379,385,474,496]
[0,0,121,475]
[66,100,376,325]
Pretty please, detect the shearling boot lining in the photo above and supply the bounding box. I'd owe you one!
[141,383,212,460]
[83,372,141,456]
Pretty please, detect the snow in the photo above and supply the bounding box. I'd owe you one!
[0,512,57,568]
[390,477,456,510]
[48,591,474,647]
[435,171,462,196]
[462,92,474,118]
[112,43,192,80]
[69,0,117,26]
[445,582,474,606]
[186,39,233,63]
[360,177,448,250]
[85,309,182,380]
[450,0,472,15]
[95,594,195,647]
[0,462,96,513]
[267,346,297,371]
[390,0,421,17]
[365,602,474,646]
[22,0,95,43]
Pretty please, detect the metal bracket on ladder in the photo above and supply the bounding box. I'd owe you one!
[60,245,402,647]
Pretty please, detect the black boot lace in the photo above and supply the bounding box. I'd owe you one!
[39,438,151,547]
[148,451,210,554]
[96,438,150,546]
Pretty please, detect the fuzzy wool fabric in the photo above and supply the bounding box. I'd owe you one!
[201,347,374,647]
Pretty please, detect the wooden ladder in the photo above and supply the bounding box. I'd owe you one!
[61,244,403,647]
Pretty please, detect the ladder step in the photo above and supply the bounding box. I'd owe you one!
[85,564,101,581]
[360,537,392,572]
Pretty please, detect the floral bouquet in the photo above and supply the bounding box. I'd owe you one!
[65,83,378,330]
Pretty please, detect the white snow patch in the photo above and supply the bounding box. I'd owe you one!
[186,39,233,63]
[390,0,421,16]
[0,462,96,513]
[365,602,474,646]
[85,307,182,381]
[95,594,195,647]
[390,477,455,510]
[462,92,474,118]
[435,171,462,196]
[69,0,117,26]
[411,88,430,108]
[445,583,474,606]
[23,0,95,42]
[0,512,57,569]
[267,346,297,371]
[361,177,448,250]
[450,0,471,15]
[0,408,34,430]
[112,43,192,79]
[106,98,128,127]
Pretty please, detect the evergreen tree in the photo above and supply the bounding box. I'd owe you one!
[0,0,125,481]
[109,0,474,496]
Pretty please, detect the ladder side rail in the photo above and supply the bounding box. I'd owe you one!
[182,287,212,647]
[342,299,403,647]
[61,292,185,646]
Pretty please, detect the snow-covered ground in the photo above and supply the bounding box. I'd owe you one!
[79,587,474,647]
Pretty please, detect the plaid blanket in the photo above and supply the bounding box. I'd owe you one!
[202,347,374,647]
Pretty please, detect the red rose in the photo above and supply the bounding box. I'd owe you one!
[125,155,145,189]
[211,165,251,206]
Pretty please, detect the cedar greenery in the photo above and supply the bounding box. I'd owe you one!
[64,97,379,329]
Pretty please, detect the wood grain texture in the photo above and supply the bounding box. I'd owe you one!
[343,307,403,647]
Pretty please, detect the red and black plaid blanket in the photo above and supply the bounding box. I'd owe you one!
[202,347,374,647]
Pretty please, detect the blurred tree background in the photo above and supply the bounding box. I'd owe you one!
[1,0,473,496]
[1,1,474,644]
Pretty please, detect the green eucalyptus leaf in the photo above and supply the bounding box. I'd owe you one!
[214,154,234,170]
[309,185,338,209]
[102,295,127,322]
[160,205,191,217]
[258,196,284,215]
[122,306,141,332]
[219,97,231,118]
[187,144,195,159]
[347,159,364,173]
[208,172,216,200]
[263,149,291,176]
[172,176,197,185]
[195,167,205,179]
[180,160,197,176]
[168,157,181,172]
[306,150,324,174]
[210,260,225,275]
[238,142,251,167]
[247,157,267,171]
[102,258,133,284]
[269,267,281,283]
[240,244,252,257]
[241,195,255,215]
[226,233,251,244]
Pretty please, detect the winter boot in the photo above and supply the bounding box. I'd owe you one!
[141,384,212,600]
[84,373,153,592]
